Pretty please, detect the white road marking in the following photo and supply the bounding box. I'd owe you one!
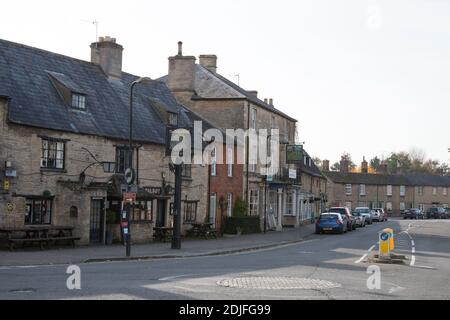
[158,274,196,281]
[0,267,11,270]
[412,248,416,254]
[410,255,416,267]
[355,254,368,264]
[411,240,415,247]
[368,245,376,252]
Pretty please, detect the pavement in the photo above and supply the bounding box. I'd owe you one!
[1,218,449,300]
[0,225,316,267]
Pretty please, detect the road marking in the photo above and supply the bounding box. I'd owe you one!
[355,254,368,264]
[0,267,11,270]
[412,248,416,254]
[158,274,196,281]
[410,255,416,267]
[411,240,415,247]
[368,245,376,252]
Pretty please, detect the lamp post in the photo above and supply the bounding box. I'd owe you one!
[125,77,152,257]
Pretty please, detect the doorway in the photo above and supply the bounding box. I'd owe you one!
[156,200,166,227]
[90,198,105,244]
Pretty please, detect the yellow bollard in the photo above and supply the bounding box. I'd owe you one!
[384,228,395,251]
[379,230,391,257]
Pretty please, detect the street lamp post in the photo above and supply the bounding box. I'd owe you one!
[126,77,152,257]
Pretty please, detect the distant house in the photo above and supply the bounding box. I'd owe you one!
[323,158,450,214]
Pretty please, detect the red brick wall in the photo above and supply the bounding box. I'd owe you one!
[209,145,244,233]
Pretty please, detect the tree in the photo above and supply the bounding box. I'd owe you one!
[341,153,357,170]
[330,162,340,172]
[385,152,412,174]
[370,156,381,172]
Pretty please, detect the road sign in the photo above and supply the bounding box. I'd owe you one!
[3,180,10,191]
[379,228,395,257]
[6,203,15,212]
[124,168,135,185]
[123,192,136,203]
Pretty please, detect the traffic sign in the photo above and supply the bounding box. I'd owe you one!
[124,168,135,185]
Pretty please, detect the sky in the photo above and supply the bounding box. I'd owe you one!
[1,0,449,165]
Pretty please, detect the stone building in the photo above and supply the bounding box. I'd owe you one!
[323,158,450,215]
[159,43,327,230]
[0,37,217,245]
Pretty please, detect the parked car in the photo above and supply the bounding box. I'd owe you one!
[403,208,424,220]
[426,207,446,219]
[316,213,348,234]
[373,208,388,222]
[355,207,373,225]
[329,207,356,231]
[446,208,450,219]
[351,211,366,228]
[370,209,381,222]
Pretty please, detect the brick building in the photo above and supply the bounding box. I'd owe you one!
[323,158,450,215]
[0,37,220,245]
[159,43,327,230]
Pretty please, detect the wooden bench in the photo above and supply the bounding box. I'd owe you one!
[188,223,218,240]
[8,238,48,251]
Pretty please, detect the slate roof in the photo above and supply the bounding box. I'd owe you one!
[299,150,325,179]
[159,65,297,122]
[324,171,450,187]
[0,38,199,145]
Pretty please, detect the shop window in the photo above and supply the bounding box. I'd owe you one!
[25,199,52,225]
[184,201,197,223]
[131,201,153,222]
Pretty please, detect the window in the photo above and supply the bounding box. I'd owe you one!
[400,202,406,211]
[25,199,52,225]
[209,193,217,225]
[211,147,217,176]
[69,206,78,218]
[249,190,259,216]
[41,139,65,170]
[71,93,86,110]
[360,184,366,196]
[308,158,312,167]
[116,147,132,174]
[345,184,352,196]
[227,147,233,177]
[444,188,448,196]
[168,112,178,126]
[387,185,393,196]
[433,187,437,196]
[417,186,424,196]
[183,201,197,223]
[181,164,192,178]
[285,192,295,216]
[250,108,257,129]
[386,202,393,212]
[400,185,406,197]
[345,202,352,211]
[131,201,153,222]
[227,193,233,217]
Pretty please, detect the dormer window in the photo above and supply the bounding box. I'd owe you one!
[71,94,86,110]
[168,112,178,127]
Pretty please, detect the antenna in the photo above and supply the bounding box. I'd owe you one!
[81,19,99,42]
[233,73,240,86]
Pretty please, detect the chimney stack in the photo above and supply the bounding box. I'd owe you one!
[378,162,388,175]
[322,160,330,172]
[269,98,273,105]
[199,54,217,73]
[340,157,350,173]
[90,36,123,79]
[264,98,268,104]
[168,41,196,93]
[247,90,258,98]
[361,157,369,174]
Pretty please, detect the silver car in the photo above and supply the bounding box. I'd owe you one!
[355,207,373,225]
[351,211,366,227]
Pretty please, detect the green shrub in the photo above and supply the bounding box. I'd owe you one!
[224,216,261,235]
[233,197,248,217]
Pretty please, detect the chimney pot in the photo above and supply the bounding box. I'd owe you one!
[168,42,196,92]
[269,98,273,105]
[264,98,268,104]
[178,41,183,56]
[322,160,330,172]
[361,157,369,174]
[247,90,258,98]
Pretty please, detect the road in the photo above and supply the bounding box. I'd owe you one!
[0,218,449,300]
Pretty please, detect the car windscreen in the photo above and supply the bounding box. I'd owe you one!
[355,208,370,214]
[330,209,346,215]
[320,215,339,221]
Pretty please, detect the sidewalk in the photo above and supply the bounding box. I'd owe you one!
[0,225,315,267]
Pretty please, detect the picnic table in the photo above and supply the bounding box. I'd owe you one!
[187,223,217,239]
[0,226,80,251]
[153,227,174,242]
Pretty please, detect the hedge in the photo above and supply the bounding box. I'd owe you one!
[224,216,261,235]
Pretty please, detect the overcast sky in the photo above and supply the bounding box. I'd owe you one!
[1,0,449,164]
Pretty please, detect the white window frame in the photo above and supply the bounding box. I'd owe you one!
[444,188,448,196]
[433,187,437,196]
[400,185,406,197]
[250,108,257,129]
[71,93,86,110]
[249,190,259,216]
[387,185,393,197]
[417,186,424,196]
[284,192,295,216]
[359,184,366,196]
[211,147,217,176]
[345,184,352,196]
[227,193,233,217]
[209,193,217,226]
[227,147,233,177]
[386,202,393,212]
[400,202,406,211]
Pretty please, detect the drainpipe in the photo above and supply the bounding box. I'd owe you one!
[245,102,250,204]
